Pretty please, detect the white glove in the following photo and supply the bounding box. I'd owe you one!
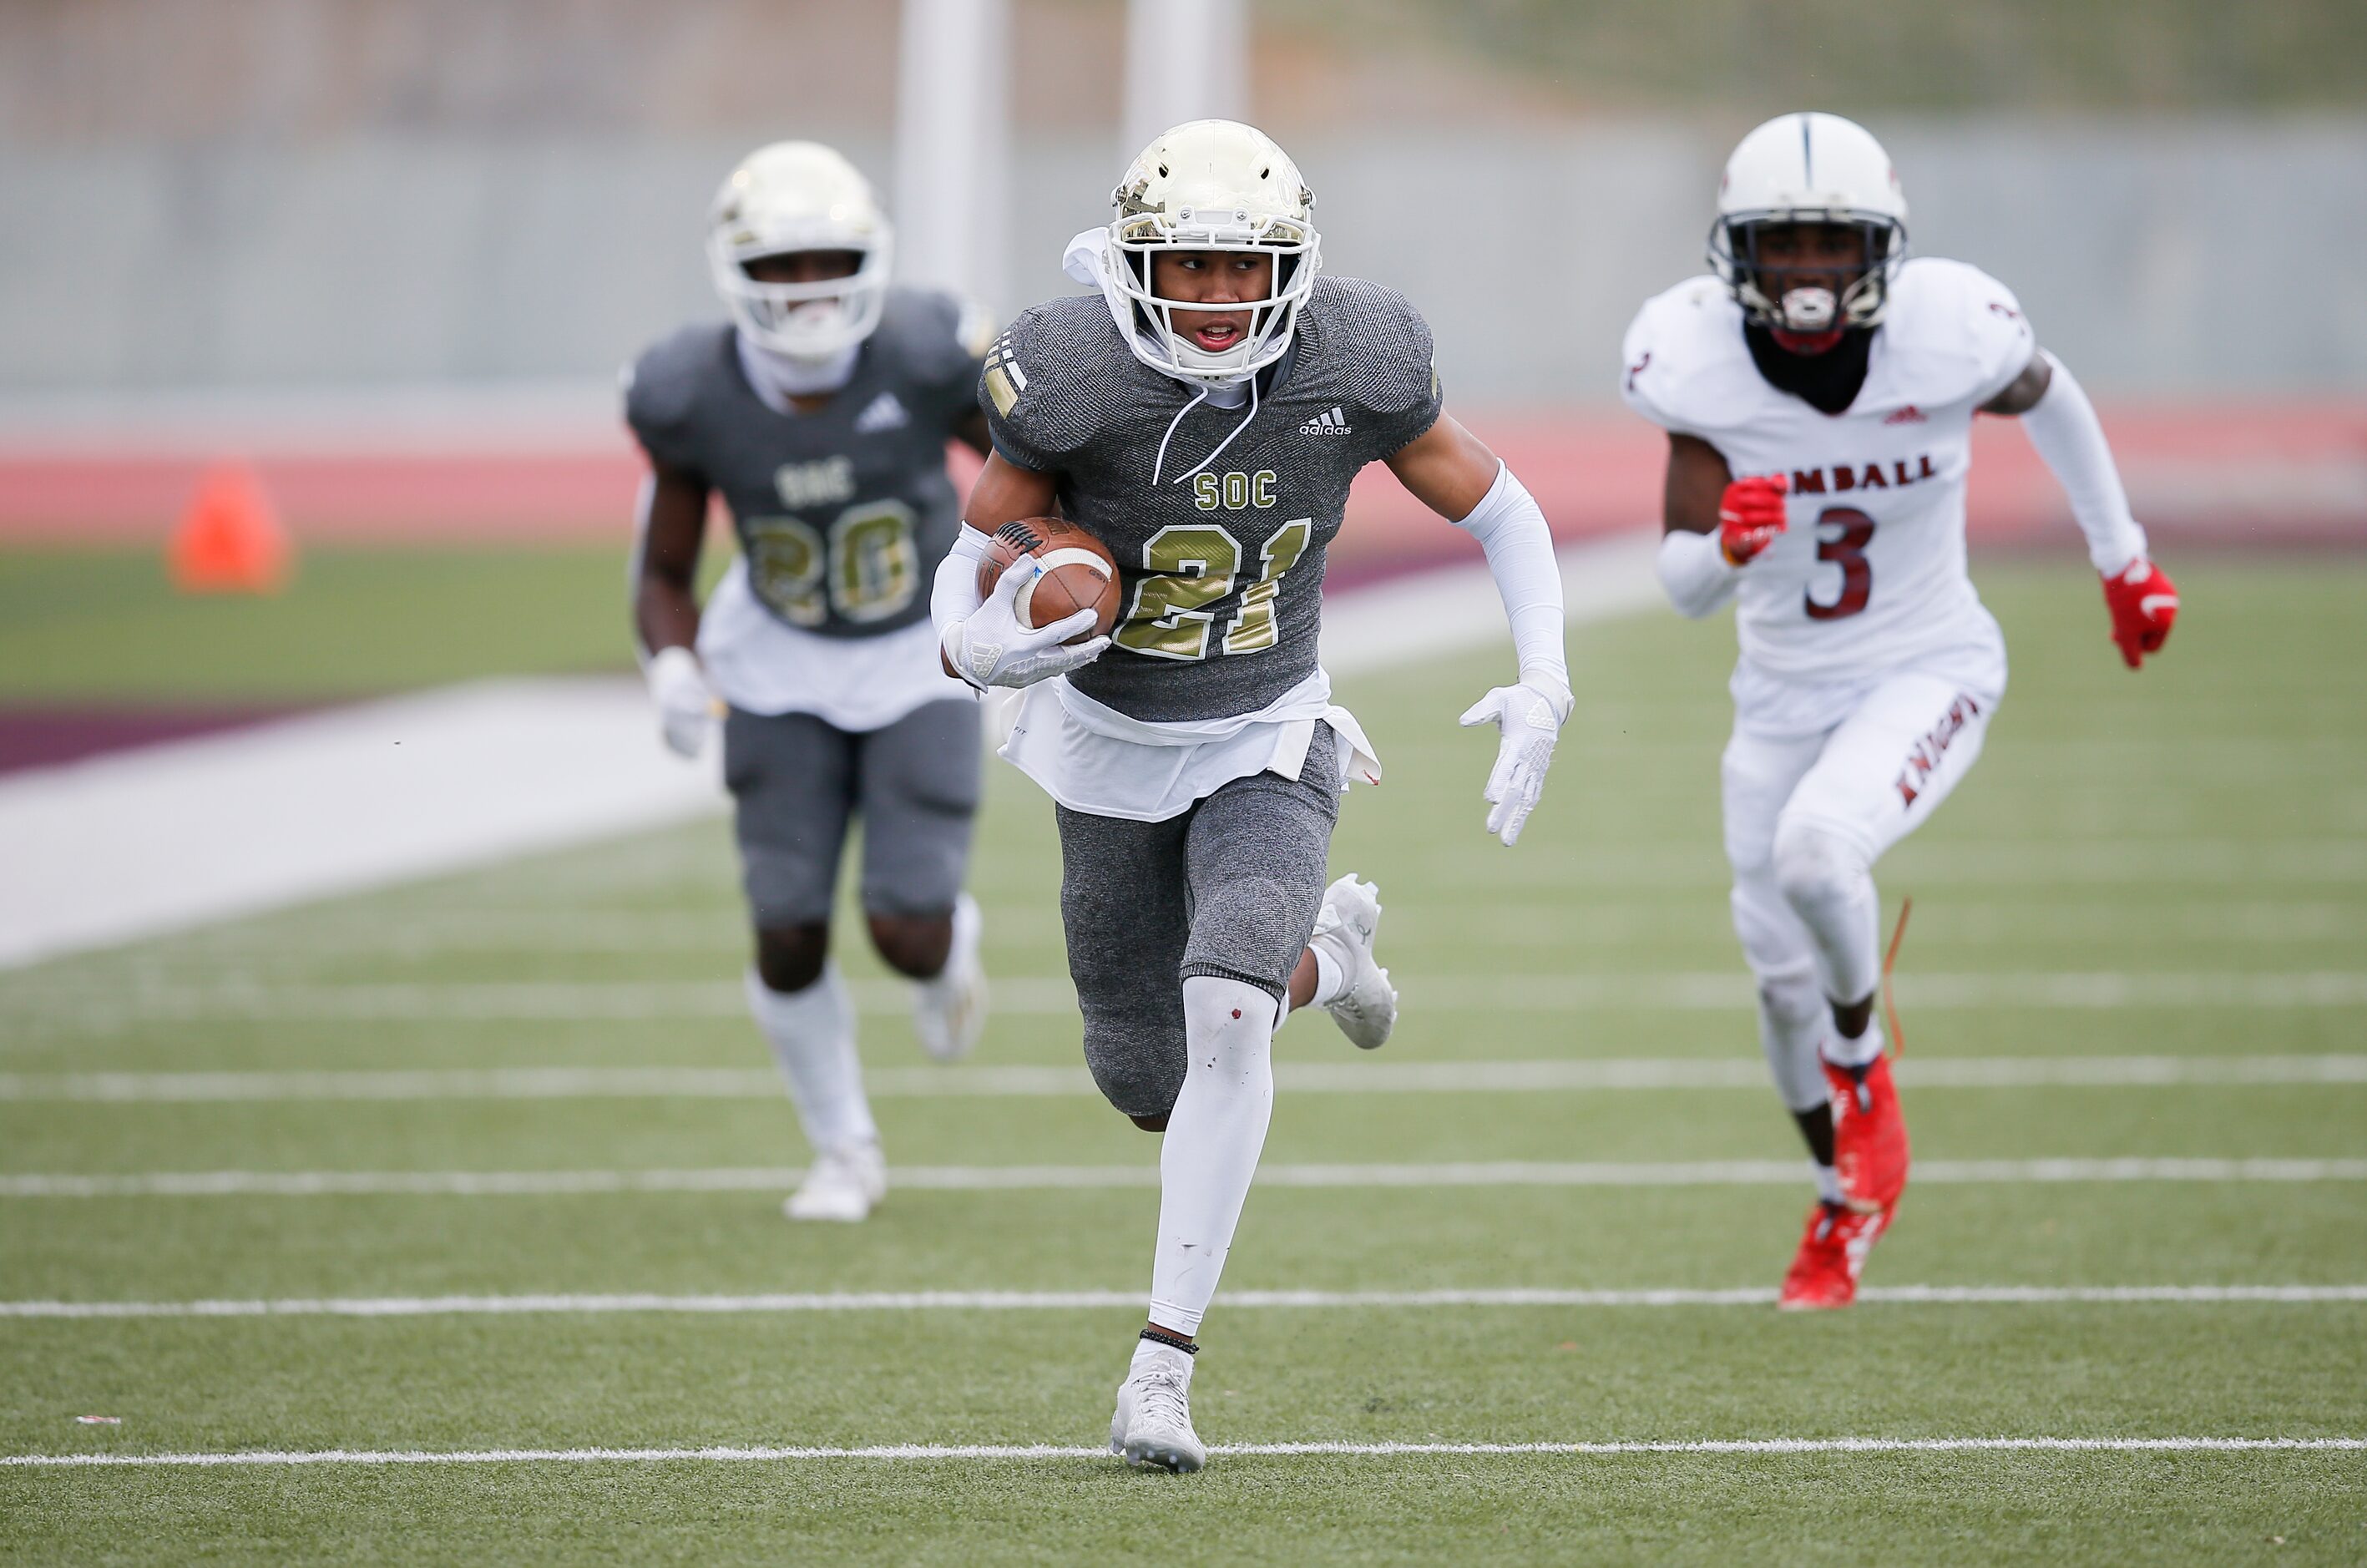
[646,645,716,758]
[1458,678,1571,847]
[942,556,1110,690]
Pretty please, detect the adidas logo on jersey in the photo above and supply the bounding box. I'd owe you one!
[854,392,910,433]
[1300,406,1353,436]
[1883,404,1928,425]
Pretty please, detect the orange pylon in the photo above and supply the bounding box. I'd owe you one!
[169,461,293,594]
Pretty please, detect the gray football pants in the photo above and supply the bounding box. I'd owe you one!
[1055,724,1340,1120]
[722,698,983,928]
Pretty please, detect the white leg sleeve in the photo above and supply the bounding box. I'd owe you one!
[744,963,878,1153]
[1146,976,1277,1337]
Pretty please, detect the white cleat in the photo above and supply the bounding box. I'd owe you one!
[1109,1344,1206,1473]
[1308,873,1396,1050]
[783,1139,886,1223]
[912,893,988,1063]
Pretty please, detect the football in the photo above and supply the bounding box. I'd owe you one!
[975,516,1121,643]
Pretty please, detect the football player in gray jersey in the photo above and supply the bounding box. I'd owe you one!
[628,141,996,1225]
[932,120,1577,1471]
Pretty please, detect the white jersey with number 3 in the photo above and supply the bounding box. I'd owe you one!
[1621,257,2035,685]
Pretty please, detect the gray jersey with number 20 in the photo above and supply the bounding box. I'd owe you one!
[625,288,987,640]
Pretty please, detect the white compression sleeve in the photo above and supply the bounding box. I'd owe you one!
[1452,462,1569,696]
[1656,528,1740,619]
[2017,352,2147,575]
[930,523,993,633]
[1148,977,1278,1336]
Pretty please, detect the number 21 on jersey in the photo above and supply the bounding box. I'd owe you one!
[1117,519,1312,661]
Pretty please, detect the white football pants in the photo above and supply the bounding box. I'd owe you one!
[1723,666,2001,1110]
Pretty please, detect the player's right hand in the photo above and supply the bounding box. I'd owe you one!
[646,645,716,758]
[943,558,1110,690]
[1718,473,1789,566]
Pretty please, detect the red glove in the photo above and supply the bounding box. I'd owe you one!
[2101,558,2179,669]
[1718,473,1788,566]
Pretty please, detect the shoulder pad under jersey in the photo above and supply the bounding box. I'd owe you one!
[622,322,733,473]
[1877,257,2036,409]
[873,286,994,392]
[1620,276,1755,436]
[1302,275,1439,416]
[979,295,1127,466]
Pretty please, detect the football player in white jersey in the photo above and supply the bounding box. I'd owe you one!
[1621,112,2180,1308]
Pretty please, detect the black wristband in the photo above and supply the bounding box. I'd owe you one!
[1139,1326,1197,1356]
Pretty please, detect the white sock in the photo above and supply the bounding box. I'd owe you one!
[744,964,877,1151]
[1146,976,1277,1337]
[1307,946,1345,1009]
[1812,1161,1844,1206]
[1822,1015,1886,1071]
[1130,1337,1196,1376]
[1773,819,1882,1003]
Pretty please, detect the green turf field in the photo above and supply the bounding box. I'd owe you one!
[0,547,638,701]
[2,562,2363,1562]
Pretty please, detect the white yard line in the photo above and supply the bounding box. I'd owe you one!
[0,536,1660,974]
[2,1055,2358,1103]
[3,1157,2363,1199]
[5,1285,2364,1319]
[14,971,2367,1029]
[3,1435,2358,1468]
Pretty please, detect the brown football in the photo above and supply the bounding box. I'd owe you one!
[975,517,1121,643]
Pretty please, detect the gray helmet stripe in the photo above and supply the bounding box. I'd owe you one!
[1800,114,1813,185]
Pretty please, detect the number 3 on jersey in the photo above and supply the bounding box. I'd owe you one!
[1116,519,1312,660]
[1805,506,1875,621]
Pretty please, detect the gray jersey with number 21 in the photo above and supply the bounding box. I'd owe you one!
[982,275,1442,723]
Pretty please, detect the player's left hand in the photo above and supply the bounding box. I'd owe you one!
[1458,677,1573,847]
[2101,557,2179,669]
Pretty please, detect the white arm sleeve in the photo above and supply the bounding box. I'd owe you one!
[2017,351,2148,576]
[1656,528,1740,619]
[1451,462,1569,701]
[931,524,994,640]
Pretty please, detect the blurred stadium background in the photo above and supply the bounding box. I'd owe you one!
[4,3,2365,1556]
[5,0,2364,562]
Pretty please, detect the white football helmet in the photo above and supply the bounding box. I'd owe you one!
[1708,112,1908,336]
[707,142,893,361]
[1107,119,1321,383]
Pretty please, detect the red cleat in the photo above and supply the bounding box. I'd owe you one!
[1778,1201,1891,1310]
[1825,1053,1910,1212]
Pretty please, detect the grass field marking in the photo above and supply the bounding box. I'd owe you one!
[7,1157,2364,1199]
[3,1055,2359,1102]
[14,970,2367,1029]
[5,1435,2361,1469]
[8,1285,2364,1319]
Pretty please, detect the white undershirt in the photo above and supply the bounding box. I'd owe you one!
[999,665,1381,823]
